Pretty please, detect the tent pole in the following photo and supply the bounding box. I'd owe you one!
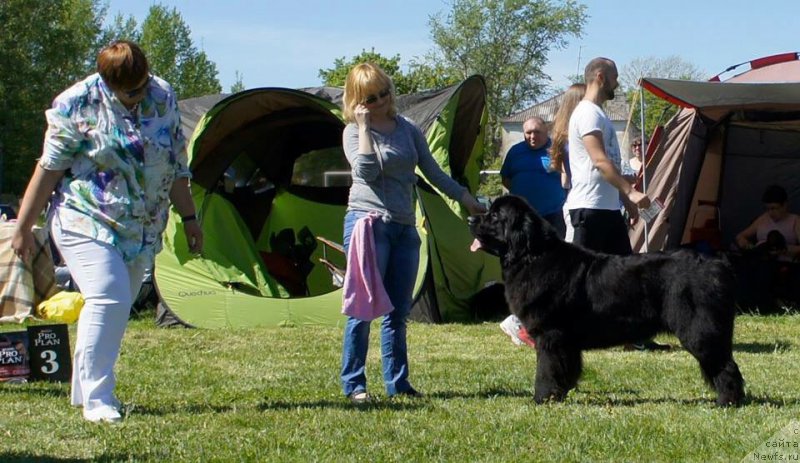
[640,81,649,253]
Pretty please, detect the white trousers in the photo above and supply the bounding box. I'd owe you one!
[51,217,148,413]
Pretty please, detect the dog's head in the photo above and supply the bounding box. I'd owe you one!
[765,229,787,251]
[750,229,789,260]
[468,195,558,258]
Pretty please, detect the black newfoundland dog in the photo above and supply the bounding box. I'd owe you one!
[468,195,744,406]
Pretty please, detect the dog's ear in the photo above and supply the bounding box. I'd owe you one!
[507,211,532,255]
[517,208,557,256]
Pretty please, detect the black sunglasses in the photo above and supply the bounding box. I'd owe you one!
[363,88,390,105]
[631,142,642,147]
[124,74,153,98]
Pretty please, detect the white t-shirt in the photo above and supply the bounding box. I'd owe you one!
[564,100,622,211]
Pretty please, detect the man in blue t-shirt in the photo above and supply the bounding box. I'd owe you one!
[500,116,566,237]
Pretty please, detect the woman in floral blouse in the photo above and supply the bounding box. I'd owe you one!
[12,40,201,424]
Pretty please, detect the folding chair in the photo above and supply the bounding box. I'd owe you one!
[688,199,723,251]
[316,236,345,288]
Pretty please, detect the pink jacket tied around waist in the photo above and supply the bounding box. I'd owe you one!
[342,213,394,321]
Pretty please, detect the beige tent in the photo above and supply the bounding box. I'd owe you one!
[630,72,800,252]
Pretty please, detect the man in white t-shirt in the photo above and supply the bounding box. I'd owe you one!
[565,58,670,352]
[565,57,650,255]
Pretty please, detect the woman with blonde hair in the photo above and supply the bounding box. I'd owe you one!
[549,83,586,242]
[549,83,586,191]
[339,62,485,403]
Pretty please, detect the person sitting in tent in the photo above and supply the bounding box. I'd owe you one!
[734,184,800,310]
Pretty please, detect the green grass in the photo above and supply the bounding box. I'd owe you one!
[2,314,799,462]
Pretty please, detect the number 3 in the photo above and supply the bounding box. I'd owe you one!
[40,350,60,374]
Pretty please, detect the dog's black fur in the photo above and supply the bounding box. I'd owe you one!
[468,195,745,406]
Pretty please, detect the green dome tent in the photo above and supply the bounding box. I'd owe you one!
[155,77,500,328]
[396,76,502,323]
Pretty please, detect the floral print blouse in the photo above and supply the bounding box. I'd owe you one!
[39,73,190,263]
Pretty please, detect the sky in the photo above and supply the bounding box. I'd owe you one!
[106,0,800,100]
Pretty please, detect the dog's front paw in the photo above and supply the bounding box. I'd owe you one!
[534,388,566,404]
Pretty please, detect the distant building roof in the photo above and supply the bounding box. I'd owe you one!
[503,91,632,123]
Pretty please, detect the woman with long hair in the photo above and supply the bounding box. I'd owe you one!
[549,83,586,242]
[340,63,485,403]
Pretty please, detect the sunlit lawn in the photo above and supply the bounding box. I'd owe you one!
[1,313,799,462]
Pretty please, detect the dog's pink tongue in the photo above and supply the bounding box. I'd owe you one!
[470,238,483,252]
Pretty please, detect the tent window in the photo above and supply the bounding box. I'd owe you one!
[291,147,351,187]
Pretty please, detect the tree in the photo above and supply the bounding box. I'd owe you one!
[0,0,105,195]
[619,55,705,92]
[98,13,142,47]
[427,0,586,147]
[139,4,221,99]
[0,1,223,195]
[319,49,405,92]
[405,53,461,92]
[318,48,452,94]
[621,56,705,139]
[230,71,245,93]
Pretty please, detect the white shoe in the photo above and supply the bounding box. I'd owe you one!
[500,315,525,346]
[74,396,122,409]
[83,405,122,424]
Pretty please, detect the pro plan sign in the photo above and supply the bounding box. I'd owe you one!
[27,324,71,382]
[1,325,71,383]
[0,331,29,382]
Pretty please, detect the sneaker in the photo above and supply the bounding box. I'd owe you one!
[73,396,121,409]
[500,315,524,346]
[499,315,536,348]
[83,405,122,424]
[348,391,370,404]
[517,327,536,348]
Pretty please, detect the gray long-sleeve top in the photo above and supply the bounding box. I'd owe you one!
[343,115,467,225]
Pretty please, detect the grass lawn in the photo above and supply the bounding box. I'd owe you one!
[1,313,799,462]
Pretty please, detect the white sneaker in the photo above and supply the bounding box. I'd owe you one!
[500,315,525,346]
[74,396,122,410]
[83,405,122,424]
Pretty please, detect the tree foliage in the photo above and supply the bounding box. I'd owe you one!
[99,13,142,49]
[139,5,221,99]
[0,0,105,194]
[619,55,705,92]
[318,48,457,94]
[230,71,246,93]
[405,53,461,92]
[621,56,705,139]
[427,0,586,146]
[0,1,223,196]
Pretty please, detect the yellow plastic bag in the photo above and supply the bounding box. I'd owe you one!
[36,291,84,324]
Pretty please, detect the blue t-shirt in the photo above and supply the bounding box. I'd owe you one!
[500,139,565,216]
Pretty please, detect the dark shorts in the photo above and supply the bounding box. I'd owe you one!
[569,208,632,255]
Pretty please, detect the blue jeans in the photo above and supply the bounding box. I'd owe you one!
[340,210,421,396]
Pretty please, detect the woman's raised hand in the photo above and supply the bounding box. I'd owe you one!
[354,104,371,129]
